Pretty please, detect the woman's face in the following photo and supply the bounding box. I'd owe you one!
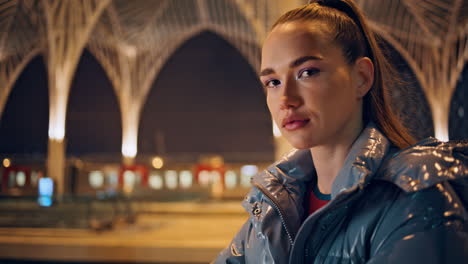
[260,21,371,149]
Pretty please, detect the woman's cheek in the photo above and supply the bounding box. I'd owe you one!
[266,93,277,114]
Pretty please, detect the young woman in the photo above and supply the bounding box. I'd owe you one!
[215,0,468,263]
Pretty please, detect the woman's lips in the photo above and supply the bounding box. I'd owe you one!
[283,119,310,131]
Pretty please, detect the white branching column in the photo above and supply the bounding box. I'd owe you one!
[357,0,468,141]
[89,1,173,165]
[42,0,110,197]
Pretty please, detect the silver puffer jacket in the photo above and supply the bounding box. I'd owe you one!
[215,123,468,263]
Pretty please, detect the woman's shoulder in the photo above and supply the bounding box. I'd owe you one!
[362,178,468,261]
[368,137,468,224]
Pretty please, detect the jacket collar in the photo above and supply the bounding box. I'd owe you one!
[251,122,391,219]
[252,148,315,233]
[331,123,391,197]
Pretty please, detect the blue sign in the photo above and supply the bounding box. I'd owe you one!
[38,177,54,207]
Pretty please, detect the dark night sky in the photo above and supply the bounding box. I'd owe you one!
[0,31,274,162]
[0,55,49,158]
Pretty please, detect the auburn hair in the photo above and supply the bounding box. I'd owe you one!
[272,0,416,149]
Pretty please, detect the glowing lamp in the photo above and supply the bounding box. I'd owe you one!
[152,156,164,169]
[3,158,11,168]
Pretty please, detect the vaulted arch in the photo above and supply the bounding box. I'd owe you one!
[138,31,273,162]
[65,49,121,160]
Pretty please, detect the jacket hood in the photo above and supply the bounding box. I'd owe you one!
[379,138,468,192]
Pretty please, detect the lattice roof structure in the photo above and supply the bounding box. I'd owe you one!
[356,0,468,141]
[0,0,44,119]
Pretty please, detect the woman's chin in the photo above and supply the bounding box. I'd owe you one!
[286,138,316,150]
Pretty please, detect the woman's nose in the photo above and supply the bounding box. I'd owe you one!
[279,83,302,110]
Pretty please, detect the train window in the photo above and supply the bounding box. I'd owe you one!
[149,172,163,190]
[198,170,211,186]
[225,170,237,189]
[107,171,119,187]
[31,171,39,187]
[211,171,221,185]
[16,171,26,187]
[164,170,178,190]
[89,171,104,189]
[179,170,193,189]
[240,165,258,188]
[123,170,137,193]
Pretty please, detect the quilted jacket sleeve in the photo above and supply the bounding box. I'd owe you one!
[214,186,259,264]
[367,181,468,264]
[213,220,251,264]
[213,186,290,264]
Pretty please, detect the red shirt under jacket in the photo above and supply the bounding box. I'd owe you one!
[308,184,331,215]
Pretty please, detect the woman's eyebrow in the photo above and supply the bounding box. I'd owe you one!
[259,68,274,77]
[290,55,323,68]
[259,55,323,77]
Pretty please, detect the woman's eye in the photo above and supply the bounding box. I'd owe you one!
[265,79,281,88]
[298,68,320,79]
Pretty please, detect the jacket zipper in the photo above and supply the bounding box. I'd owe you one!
[253,182,295,245]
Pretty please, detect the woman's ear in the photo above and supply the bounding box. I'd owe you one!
[354,57,374,98]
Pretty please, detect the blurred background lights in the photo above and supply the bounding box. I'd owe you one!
[179,170,193,189]
[210,156,224,168]
[16,171,26,187]
[149,173,163,190]
[38,177,54,207]
[199,170,211,186]
[107,171,119,187]
[89,170,104,189]
[2,158,11,167]
[210,171,221,184]
[165,170,178,190]
[224,170,237,189]
[123,170,137,193]
[240,165,258,177]
[241,165,258,188]
[152,156,164,169]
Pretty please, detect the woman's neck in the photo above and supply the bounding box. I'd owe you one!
[310,121,364,194]
[310,145,351,194]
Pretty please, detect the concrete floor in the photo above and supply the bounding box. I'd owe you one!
[0,201,248,263]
